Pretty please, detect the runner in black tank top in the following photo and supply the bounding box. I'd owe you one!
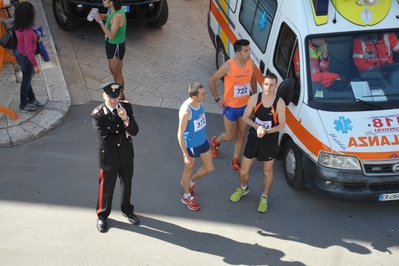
[229,73,286,213]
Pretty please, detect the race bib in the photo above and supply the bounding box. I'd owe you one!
[255,117,271,129]
[194,113,206,132]
[233,83,251,98]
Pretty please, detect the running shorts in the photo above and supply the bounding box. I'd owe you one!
[105,42,126,60]
[186,139,210,158]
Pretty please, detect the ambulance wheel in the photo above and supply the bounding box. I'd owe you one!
[283,139,305,190]
[216,41,229,79]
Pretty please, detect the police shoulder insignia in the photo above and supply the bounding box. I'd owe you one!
[91,104,104,115]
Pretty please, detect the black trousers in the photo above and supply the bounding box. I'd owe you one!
[96,162,134,219]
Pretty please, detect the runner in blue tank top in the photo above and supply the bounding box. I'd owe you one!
[177,83,215,211]
[182,102,207,148]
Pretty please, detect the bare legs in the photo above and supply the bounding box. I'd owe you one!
[181,150,214,194]
[239,157,274,195]
[215,116,248,159]
[108,57,125,99]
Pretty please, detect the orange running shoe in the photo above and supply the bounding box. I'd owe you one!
[230,159,241,172]
[211,136,220,158]
[181,196,200,211]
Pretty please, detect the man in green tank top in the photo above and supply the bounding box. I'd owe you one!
[92,0,127,99]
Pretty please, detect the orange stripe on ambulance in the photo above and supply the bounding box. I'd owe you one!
[207,0,399,201]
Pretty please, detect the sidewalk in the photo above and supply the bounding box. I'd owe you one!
[0,0,70,147]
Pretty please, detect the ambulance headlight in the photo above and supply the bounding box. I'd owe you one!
[318,152,361,170]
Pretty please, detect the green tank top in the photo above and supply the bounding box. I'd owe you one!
[105,8,126,44]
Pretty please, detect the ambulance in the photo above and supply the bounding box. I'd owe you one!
[207,0,399,201]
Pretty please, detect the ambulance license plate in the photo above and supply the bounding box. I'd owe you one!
[378,193,399,201]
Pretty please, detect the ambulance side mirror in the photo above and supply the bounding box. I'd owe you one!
[277,78,295,105]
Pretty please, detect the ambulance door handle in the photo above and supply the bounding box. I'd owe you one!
[260,60,265,74]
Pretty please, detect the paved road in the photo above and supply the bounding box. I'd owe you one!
[0,0,398,265]
[1,102,398,265]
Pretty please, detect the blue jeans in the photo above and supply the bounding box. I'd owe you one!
[14,49,36,107]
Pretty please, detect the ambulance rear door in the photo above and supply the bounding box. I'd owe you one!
[231,0,278,79]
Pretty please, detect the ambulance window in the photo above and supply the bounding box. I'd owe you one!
[239,0,277,53]
[218,0,238,13]
[273,23,296,79]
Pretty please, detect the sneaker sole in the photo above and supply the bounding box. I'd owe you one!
[230,189,249,202]
[19,108,38,113]
[181,198,200,211]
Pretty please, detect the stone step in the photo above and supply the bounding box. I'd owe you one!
[0,62,18,83]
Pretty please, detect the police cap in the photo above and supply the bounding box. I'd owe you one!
[102,82,121,98]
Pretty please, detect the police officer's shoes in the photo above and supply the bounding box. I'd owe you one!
[123,213,140,225]
[97,219,107,233]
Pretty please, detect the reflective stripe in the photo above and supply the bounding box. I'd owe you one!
[360,39,367,56]
[383,34,391,56]
[360,34,391,58]
[309,46,323,58]
[114,44,119,58]
[353,53,364,59]
[392,42,399,52]
[320,61,328,68]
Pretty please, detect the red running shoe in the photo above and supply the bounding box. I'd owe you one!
[211,136,220,158]
[230,159,241,172]
[181,196,200,211]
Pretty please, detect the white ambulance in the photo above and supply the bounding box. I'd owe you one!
[207,0,399,201]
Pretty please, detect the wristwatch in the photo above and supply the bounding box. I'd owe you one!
[99,21,104,25]
[215,97,220,102]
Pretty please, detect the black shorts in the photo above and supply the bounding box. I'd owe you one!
[105,42,125,60]
[243,133,279,161]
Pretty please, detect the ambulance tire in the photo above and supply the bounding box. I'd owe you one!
[283,139,306,190]
[216,41,229,80]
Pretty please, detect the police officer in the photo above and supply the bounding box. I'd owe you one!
[91,82,139,233]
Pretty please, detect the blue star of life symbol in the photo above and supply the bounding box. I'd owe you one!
[258,11,267,31]
[334,116,353,134]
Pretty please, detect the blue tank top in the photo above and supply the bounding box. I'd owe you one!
[181,102,207,148]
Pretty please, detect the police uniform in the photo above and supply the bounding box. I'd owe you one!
[243,93,280,161]
[91,83,139,228]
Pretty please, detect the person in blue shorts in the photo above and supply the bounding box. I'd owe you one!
[209,39,257,172]
[177,82,214,211]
